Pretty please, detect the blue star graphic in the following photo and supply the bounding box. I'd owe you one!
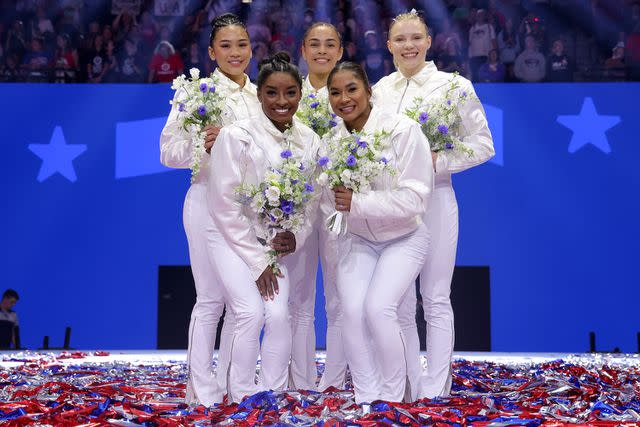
[556,97,621,154]
[29,126,87,182]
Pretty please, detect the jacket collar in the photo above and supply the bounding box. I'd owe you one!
[391,61,438,87]
[213,68,255,95]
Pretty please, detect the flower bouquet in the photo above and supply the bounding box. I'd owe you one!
[404,76,475,157]
[317,129,393,235]
[235,128,316,274]
[170,68,224,183]
[295,93,337,137]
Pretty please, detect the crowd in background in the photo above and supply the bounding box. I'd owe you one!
[0,0,637,84]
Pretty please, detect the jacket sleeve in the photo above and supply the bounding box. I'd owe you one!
[435,78,495,175]
[351,121,433,220]
[207,127,270,281]
[159,88,194,169]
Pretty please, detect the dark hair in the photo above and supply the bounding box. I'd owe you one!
[3,289,19,300]
[256,51,302,90]
[303,22,342,47]
[327,61,371,93]
[209,13,247,46]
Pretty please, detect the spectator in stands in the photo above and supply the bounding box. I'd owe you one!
[547,39,573,82]
[103,40,120,82]
[497,17,520,81]
[112,10,136,45]
[0,289,20,350]
[519,12,546,50]
[86,34,108,83]
[468,9,497,80]
[32,6,54,38]
[487,0,506,33]
[246,12,271,45]
[604,42,626,81]
[52,33,78,83]
[139,11,158,52]
[478,48,505,82]
[148,40,183,83]
[361,29,390,84]
[119,38,144,83]
[0,53,20,82]
[514,35,546,82]
[247,40,268,81]
[627,22,640,80]
[5,20,27,59]
[183,40,212,77]
[432,17,463,58]
[22,37,50,82]
[437,37,468,76]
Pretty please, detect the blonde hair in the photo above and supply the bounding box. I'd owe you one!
[388,10,430,38]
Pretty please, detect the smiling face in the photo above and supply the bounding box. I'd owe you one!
[208,25,252,83]
[388,18,431,77]
[328,69,372,132]
[258,71,302,132]
[301,25,343,77]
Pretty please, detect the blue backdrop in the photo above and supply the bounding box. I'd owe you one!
[2,83,637,352]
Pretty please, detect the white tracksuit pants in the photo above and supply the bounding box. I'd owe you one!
[338,224,429,403]
[317,228,347,391]
[207,235,292,402]
[286,226,319,390]
[399,178,458,398]
[183,183,226,407]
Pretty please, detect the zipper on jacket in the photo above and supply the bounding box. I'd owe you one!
[397,79,410,113]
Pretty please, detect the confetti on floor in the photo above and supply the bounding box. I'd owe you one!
[1,351,639,426]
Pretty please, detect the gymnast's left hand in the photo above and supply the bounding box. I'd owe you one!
[204,125,221,153]
[271,231,296,257]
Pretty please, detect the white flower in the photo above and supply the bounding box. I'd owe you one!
[281,219,294,230]
[340,169,352,183]
[270,208,284,219]
[266,186,281,206]
[189,68,200,80]
[318,172,329,186]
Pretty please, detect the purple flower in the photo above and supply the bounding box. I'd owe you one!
[304,182,314,192]
[198,105,207,116]
[281,150,293,159]
[199,83,208,93]
[358,139,368,149]
[308,93,316,99]
[281,200,294,215]
[346,155,357,167]
[292,179,299,185]
[419,112,429,124]
[447,100,452,105]
[438,124,449,135]
[299,163,305,171]
[329,120,337,127]
[445,143,454,149]
[178,103,185,112]
[380,157,389,164]
[318,156,329,166]
[209,86,216,93]
[310,102,320,109]
[462,91,467,98]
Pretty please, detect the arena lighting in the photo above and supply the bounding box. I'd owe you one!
[242,0,252,3]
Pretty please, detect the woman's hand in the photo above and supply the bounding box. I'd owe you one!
[431,152,438,172]
[333,186,353,212]
[255,266,282,301]
[204,125,221,153]
[271,231,296,257]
